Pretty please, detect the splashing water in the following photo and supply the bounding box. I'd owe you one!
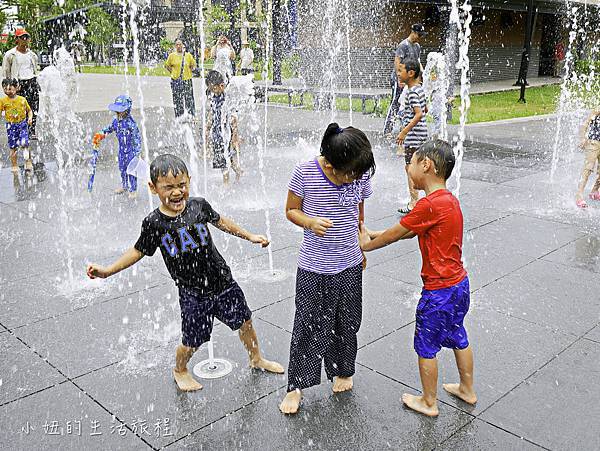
[451,0,472,197]
[38,64,85,283]
[423,52,449,140]
[321,0,343,121]
[119,0,131,93]
[197,1,209,195]
[344,0,353,125]
[550,2,579,180]
[260,2,275,274]
[128,0,152,210]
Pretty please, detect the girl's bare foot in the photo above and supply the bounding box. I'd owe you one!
[279,389,302,414]
[172,369,203,392]
[332,376,353,393]
[401,393,439,417]
[114,187,126,194]
[443,383,477,404]
[128,191,137,200]
[250,357,284,374]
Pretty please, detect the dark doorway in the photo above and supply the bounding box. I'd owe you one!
[538,13,560,76]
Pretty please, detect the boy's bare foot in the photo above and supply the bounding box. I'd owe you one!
[279,389,302,414]
[128,191,138,200]
[332,376,353,393]
[250,358,284,374]
[172,369,203,392]
[401,393,439,417]
[114,187,126,194]
[443,383,477,405]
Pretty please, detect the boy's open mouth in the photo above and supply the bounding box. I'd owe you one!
[169,197,184,208]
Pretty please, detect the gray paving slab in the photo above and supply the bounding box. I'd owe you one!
[73,318,290,449]
[480,339,600,450]
[437,418,544,450]
[13,283,181,379]
[464,213,583,259]
[585,325,600,343]
[256,270,419,348]
[0,261,168,330]
[455,160,538,184]
[170,364,472,450]
[356,308,575,414]
[0,382,150,450]
[0,333,66,406]
[372,241,534,291]
[232,247,299,310]
[542,234,600,274]
[475,259,600,336]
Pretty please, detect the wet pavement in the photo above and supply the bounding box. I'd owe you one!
[0,93,599,450]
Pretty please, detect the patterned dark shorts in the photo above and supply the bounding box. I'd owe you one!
[178,281,252,348]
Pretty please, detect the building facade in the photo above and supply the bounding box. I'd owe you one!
[294,0,598,89]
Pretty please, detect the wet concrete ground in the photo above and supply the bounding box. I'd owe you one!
[1,99,599,450]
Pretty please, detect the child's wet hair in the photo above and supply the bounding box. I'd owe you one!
[2,78,18,89]
[402,59,421,79]
[206,70,224,89]
[414,139,455,180]
[320,123,376,178]
[150,154,189,185]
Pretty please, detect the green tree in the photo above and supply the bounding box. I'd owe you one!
[84,7,118,64]
[205,4,230,41]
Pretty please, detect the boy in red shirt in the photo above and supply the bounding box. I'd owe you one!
[359,139,476,417]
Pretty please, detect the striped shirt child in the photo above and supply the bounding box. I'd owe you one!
[288,158,373,274]
[403,85,428,148]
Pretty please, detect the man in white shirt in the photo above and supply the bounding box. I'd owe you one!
[239,41,254,76]
[2,28,40,138]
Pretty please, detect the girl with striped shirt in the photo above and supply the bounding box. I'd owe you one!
[279,123,376,414]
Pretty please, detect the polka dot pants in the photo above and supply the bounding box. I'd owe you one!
[287,264,363,392]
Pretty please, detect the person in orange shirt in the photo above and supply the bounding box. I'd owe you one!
[1,78,33,172]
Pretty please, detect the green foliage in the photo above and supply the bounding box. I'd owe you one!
[83,6,118,63]
[160,37,173,53]
[268,85,564,124]
[575,59,600,76]
[204,4,230,40]
[282,53,300,78]
[85,7,118,46]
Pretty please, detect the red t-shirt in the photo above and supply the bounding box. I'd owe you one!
[400,189,467,290]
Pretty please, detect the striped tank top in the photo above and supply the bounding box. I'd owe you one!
[288,158,373,275]
[403,85,429,148]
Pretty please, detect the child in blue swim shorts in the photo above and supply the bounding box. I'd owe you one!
[360,139,477,417]
[1,78,33,173]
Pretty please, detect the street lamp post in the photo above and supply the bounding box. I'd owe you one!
[515,0,536,103]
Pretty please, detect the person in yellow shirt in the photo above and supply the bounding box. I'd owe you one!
[165,39,197,119]
[1,78,33,172]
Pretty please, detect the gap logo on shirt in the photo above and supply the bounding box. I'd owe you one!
[161,223,209,257]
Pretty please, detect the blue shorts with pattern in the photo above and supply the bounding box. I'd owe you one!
[6,120,29,149]
[178,281,252,348]
[414,276,470,359]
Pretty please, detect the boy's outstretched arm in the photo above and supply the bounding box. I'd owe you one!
[87,248,144,279]
[359,222,415,252]
[215,216,270,247]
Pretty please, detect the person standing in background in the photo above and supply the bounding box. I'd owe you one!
[239,41,254,76]
[2,28,40,139]
[165,39,197,119]
[383,24,426,135]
